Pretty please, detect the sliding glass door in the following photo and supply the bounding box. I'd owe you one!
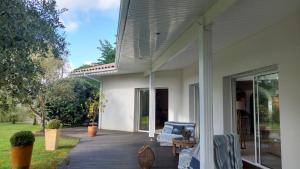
[255,73,281,169]
[138,89,149,131]
[234,71,281,169]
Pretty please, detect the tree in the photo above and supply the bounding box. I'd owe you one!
[97,40,116,64]
[26,54,65,130]
[73,64,94,71]
[0,0,68,102]
[46,78,98,126]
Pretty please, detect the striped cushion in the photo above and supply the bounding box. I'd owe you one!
[162,124,173,134]
[226,134,243,169]
[214,135,230,169]
[214,134,243,169]
[178,148,194,169]
[164,121,196,136]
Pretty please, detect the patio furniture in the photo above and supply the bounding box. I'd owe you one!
[214,134,243,169]
[138,145,155,169]
[172,137,196,156]
[178,134,243,169]
[178,142,200,169]
[157,121,196,146]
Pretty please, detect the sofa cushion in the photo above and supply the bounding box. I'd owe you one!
[178,148,194,169]
[162,124,173,134]
[172,125,184,134]
[189,157,200,169]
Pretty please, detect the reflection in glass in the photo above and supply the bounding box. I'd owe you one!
[139,90,149,131]
[256,73,281,169]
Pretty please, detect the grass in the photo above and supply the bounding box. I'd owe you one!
[0,123,79,169]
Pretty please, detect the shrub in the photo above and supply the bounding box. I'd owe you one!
[9,114,18,124]
[46,119,61,129]
[10,131,35,147]
[46,78,98,126]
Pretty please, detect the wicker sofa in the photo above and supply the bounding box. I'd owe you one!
[157,121,196,146]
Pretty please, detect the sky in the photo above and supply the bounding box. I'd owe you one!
[56,0,120,70]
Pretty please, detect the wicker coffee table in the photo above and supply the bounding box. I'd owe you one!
[172,137,196,156]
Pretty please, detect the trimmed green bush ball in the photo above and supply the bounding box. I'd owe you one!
[10,131,35,147]
[46,119,61,129]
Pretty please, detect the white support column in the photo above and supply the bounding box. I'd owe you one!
[198,23,214,169]
[98,81,103,130]
[149,72,156,138]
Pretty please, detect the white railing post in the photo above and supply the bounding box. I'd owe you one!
[198,23,214,169]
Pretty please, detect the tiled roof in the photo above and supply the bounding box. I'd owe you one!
[71,63,117,77]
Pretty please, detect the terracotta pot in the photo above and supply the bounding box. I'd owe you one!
[45,129,60,151]
[11,145,33,169]
[88,126,98,137]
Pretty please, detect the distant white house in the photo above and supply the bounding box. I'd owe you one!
[72,0,300,169]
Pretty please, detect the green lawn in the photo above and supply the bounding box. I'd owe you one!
[0,123,79,169]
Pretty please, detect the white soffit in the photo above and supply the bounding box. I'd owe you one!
[117,0,217,74]
[117,0,300,74]
[212,0,300,54]
[157,0,300,71]
[160,39,199,71]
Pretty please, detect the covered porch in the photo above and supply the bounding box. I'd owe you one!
[70,0,300,168]
[60,128,178,169]
[61,128,257,169]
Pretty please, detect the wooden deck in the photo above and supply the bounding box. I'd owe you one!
[62,128,178,169]
[243,161,262,169]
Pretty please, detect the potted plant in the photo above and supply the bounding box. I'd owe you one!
[10,131,35,169]
[45,119,61,151]
[87,91,107,137]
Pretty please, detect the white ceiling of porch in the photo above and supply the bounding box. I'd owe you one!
[117,0,217,74]
[212,0,300,54]
[117,0,300,74]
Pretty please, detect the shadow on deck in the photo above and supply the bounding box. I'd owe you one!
[62,128,178,169]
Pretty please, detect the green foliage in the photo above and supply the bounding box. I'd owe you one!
[9,114,18,124]
[0,98,28,123]
[46,119,61,129]
[97,40,116,64]
[0,0,68,102]
[73,64,94,71]
[46,78,98,126]
[24,55,66,130]
[74,39,115,70]
[86,90,107,126]
[10,131,35,147]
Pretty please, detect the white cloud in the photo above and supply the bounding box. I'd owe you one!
[96,0,120,10]
[57,0,120,33]
[84,60,93,65]
[56,0,120,12]
[64,21,79,32]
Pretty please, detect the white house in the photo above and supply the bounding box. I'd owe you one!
[72,0,300,168]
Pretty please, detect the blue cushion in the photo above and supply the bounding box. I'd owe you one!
[189,157,200,169]
[163,125,173,134]
[172,125,184,134]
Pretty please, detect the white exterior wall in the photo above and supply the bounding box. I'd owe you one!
[213,12,300,169]
[101,69,187,132]
[182,63,199,121]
